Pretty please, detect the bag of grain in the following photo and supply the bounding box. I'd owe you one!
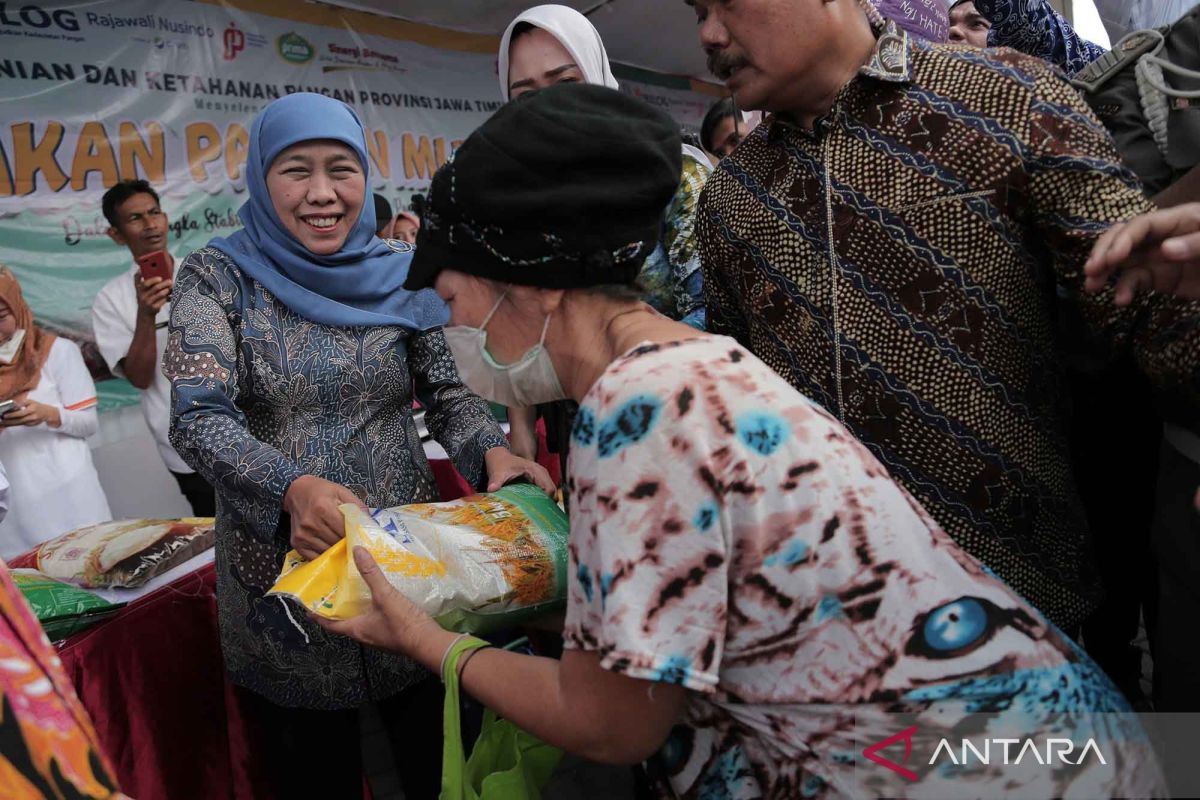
[269,484,568,633]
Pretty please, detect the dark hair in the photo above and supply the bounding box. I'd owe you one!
[700,97,738,154]
[373,193,393,229]
[410,194,427,223]
[102,180,160,228]
[510,20,537,41]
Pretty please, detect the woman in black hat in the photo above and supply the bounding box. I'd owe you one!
[497,4,713,470]
[317,84,1162,799]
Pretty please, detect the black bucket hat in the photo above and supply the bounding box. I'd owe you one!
[404,83,682,292]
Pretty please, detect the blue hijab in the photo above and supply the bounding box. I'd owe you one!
[209,93,448,330]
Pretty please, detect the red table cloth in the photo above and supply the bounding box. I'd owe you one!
[19,436,560,799]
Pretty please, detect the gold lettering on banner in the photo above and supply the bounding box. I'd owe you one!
[224,123,249,182]
[0,144,10,196]
[11,121,68,195]
[186,121,221,183]
[403,133,441,179]
[69,121,119,191]
[118,121,166,184]
[367,129,390,180]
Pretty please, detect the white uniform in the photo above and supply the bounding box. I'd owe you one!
[0,338,111,560]
[91,260,192,474]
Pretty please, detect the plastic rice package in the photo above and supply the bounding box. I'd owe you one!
[35,518,217,589]
[269,484,569,633]
[10,569,123,641]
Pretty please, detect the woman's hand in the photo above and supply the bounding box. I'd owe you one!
[313,546,446,659]
[484,446,555,494]
[283,475,366,560]
[0,400,60,429]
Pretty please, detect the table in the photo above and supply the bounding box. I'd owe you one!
[16,434,560,799]
[58,559,263,798]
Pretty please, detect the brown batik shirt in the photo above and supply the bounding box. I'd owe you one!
[698,21,1200,629]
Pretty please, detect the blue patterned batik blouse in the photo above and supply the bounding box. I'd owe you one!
[165,246,508,710]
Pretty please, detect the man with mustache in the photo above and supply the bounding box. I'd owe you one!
[92,180,216,516]
[692,0,1200,637]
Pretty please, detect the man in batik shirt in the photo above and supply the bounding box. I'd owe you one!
[692,0,1200,632]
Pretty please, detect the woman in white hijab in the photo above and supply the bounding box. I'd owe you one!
[498,5,712,464]
[498,4,620,98]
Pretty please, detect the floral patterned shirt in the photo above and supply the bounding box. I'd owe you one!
[637,148,711,330]
[165,246,508,709]
[562,337,1160,799]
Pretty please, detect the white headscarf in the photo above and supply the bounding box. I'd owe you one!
[498,4,620,101]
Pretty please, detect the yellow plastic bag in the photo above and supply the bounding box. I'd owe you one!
[268,484,569,633]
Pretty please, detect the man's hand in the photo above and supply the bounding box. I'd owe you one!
[1084,203,1200,305]
[0,400,60,429]
[483,446,555,494]
[283,475,366,560]
[135,273,173,319]
[124,273,173,390]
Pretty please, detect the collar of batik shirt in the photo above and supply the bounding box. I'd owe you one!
[764,7,914,140]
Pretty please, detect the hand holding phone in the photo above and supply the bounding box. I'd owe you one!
[136,250,172,283]
[134,252,174,319]
[0,399,16,418]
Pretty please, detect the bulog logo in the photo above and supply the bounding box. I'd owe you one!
[0,4,80,32]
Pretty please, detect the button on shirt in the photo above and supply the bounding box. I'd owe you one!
[92,259,192,474]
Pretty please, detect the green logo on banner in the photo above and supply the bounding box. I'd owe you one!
[277,32,314,64]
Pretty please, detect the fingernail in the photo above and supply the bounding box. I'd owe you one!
[1163,238,1188,257]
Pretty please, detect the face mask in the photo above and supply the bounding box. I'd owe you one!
[443,292,566,407]
[0,329,25,365]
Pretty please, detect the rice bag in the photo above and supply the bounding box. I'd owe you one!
[10,569,123,640]
[269,484,568,633]
[36,518,217,589]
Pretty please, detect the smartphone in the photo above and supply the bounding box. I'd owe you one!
[136,250,172,283]
[0,399,17,418]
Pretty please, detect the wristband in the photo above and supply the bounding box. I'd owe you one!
[457,643,492,680]
[439,633,470,682]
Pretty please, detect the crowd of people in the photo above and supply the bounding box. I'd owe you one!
[3,0,1200,797]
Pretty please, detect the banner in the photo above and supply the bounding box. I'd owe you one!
[0,0,717,408]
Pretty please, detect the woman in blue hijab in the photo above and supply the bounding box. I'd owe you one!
[165,92,553,797]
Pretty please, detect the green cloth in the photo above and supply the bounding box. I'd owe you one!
[440,636,562,800]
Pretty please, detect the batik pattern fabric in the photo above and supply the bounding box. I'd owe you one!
[638,150,710,329]
[974,0,1108,76]
[0,561,125,799]
[166,247,508,710]
[698,21,1200,631]
[562,337,1162,799]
